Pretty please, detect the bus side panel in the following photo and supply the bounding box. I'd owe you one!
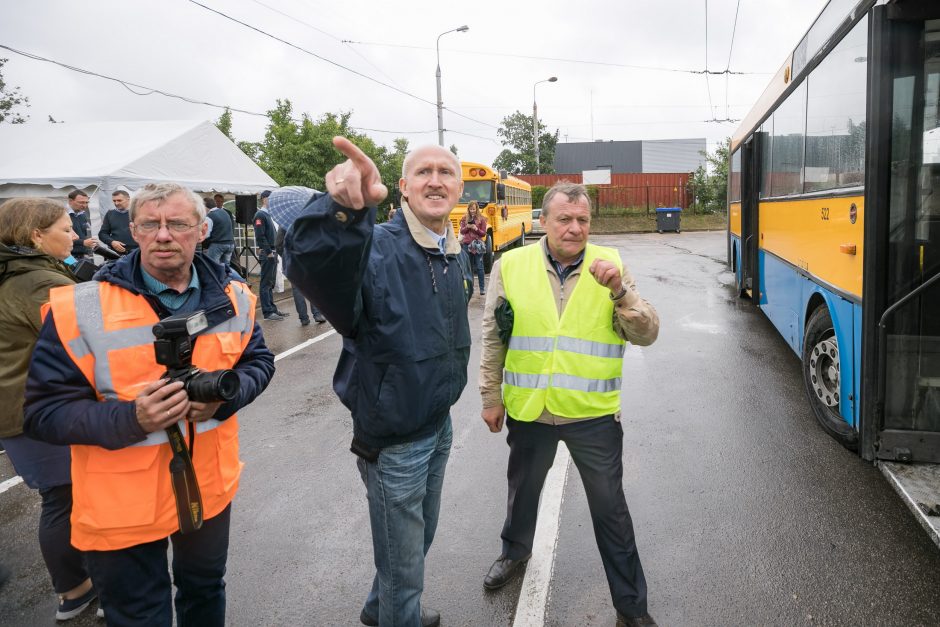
[798,285,859,428]
[760,196,864,300]
[759,249,803,355]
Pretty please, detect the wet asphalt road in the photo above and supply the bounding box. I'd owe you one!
[2,231,940,626]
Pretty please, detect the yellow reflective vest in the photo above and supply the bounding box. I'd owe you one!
[501,242,625,421]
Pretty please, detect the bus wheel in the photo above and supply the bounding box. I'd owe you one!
[801,307,858,450]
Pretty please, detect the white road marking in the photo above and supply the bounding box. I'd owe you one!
[512,442,571,627]
[274,330,337,362]
[0,331,338,496]
[0,475,24,495]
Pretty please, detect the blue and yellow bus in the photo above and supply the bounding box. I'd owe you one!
[729,0,939,537]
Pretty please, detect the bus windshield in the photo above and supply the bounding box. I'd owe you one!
[461,181,494,204]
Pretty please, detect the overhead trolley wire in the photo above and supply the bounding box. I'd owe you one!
[0,44,463,137]
[186,0,498,131]
[724,0,743,120]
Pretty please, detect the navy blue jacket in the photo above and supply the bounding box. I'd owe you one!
[253,209,277,255]
[98,209,138,252]
[281,194,472,448]
[70,210,92,258]
[23,251,275,450]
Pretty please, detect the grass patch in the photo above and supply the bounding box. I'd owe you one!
[590,209,726,234]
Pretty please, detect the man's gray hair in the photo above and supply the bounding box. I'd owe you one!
[129,183,206,222]
[401,145,461,178]
[541,181,592,216]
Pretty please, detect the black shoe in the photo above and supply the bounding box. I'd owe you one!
[483,554,531,590]
[56,586,97,620]
[300,318,310,326]
[359,606,440,627]
[313,313,327,323]
[275,310,291,317]
[616,612,658,627]
[263,313,285,321]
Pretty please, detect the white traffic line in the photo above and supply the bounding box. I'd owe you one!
[0,331,336,497]
[512,442,570,627]
[273,329,337,362]
[0,475,24,495]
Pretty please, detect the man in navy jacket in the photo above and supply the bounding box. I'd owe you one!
[270,138,471,627]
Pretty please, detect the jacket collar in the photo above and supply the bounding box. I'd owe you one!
[400,200,461,255]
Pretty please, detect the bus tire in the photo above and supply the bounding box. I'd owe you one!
[801,306,858,451]
[483,235,494,274]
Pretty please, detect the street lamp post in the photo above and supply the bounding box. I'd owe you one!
[436,25,469,147]
[533,77,557,174]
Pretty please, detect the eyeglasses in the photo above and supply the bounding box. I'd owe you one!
[134,221,200,234]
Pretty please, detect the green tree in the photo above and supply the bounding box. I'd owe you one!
[244,99,405,199]
[0,58,29,124]
[492,110,558,175]
[215,107,234,141]
[689,138,730,213]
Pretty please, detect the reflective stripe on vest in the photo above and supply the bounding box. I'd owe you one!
[47,277,256,551]
[501,242,625,421]
[66,281,254,446]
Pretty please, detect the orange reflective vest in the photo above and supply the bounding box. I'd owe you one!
[47,278,256,551]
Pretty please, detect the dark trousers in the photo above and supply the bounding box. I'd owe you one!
[38,484,88,593]
[86,504,231,627]
[461,244,486,293]
[501,415,648,617]
[291,286,321,322]
[259,252,277,315]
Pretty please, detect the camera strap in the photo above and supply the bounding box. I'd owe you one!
[165,423,204,535]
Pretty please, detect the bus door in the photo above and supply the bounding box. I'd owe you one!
[740,135,761,302]
[864,10,940,463]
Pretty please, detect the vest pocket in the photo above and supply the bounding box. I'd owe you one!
[76,445,161,529]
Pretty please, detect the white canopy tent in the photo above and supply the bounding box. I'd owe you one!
[0,120,277,220]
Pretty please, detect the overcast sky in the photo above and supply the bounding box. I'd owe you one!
[1,0,829,168]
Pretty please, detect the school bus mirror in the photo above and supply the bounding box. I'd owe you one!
[497,183,506,201]
[499,169,509,180]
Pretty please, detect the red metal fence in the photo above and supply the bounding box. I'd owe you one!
[517,173,691,210]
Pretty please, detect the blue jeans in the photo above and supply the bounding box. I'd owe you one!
[204,243,234,267]
[461,244,485,293]
[357,416,453,626]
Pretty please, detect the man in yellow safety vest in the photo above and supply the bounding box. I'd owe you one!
[479,181,660,627]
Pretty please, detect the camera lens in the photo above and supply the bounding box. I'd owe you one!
[185,369,240,402]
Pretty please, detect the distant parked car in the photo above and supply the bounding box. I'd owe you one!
[531,207,544,233]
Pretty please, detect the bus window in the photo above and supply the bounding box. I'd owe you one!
[759,121,773,198]
[805,16,868,193]
[770,81,807,197]
[461,181,494,204]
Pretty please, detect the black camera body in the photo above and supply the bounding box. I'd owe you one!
[152,311,240,403]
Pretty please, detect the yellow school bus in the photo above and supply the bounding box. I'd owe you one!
[449,161,532,272]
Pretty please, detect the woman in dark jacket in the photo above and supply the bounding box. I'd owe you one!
[0,198,96,620]
[459,201,488,295]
